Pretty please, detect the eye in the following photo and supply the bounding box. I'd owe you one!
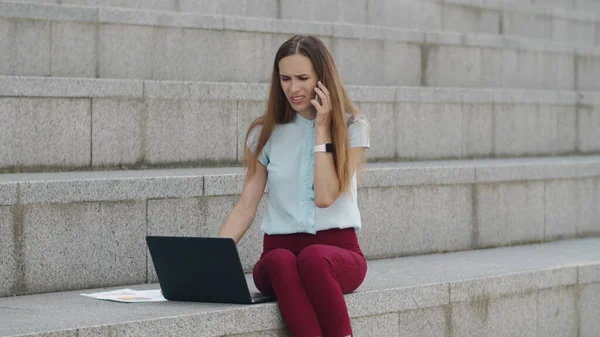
[280,77,290,81]
[299,77,308,81]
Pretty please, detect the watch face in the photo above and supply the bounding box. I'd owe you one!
[325,143,335,153]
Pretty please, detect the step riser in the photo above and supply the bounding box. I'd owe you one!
[1,84,599,172]
[68,286,600,336]
[1,8,600,90]
[6,270,600,337]
[1,171,599,297]
[5,0,600,46]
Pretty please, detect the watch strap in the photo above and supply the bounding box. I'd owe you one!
[314,143,335,153]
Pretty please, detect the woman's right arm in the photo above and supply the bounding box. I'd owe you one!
[217,152,267,244]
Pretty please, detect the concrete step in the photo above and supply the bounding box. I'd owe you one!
[1,156,599,297]
[2,76,600,173]
[1,2,600,90]
[1,237,599,337]
[535,0,600,15]
[3,0,599,45]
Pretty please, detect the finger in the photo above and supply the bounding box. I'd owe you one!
[314,87,326,103]
[318,81,330,97]
[310,99,321,110]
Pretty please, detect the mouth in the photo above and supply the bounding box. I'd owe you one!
[289,95,305,105]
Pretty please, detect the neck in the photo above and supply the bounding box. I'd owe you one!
[297,109,316,120]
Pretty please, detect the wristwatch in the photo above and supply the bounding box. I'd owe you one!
[314,143,335,153]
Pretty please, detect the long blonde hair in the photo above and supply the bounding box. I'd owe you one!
[244,35,360,194]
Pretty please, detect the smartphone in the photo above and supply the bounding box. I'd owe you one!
[314,88,321,105]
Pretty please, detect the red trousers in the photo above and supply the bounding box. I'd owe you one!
[253,228,367,337]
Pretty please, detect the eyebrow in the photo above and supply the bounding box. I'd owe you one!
[279,73,311,77]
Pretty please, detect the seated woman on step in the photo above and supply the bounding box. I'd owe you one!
[218,34,371,337]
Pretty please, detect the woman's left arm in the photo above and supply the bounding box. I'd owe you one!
[314,137,364,208]
[312,81,365,208]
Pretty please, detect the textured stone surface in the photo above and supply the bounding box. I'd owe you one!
[480,48,518,89]
[280,0,341,23]
[544,179,578,240]
[178,0,241,15]
[367,0,442,30]
[578,105,600,152]
[0,206,16,297]
[576,177,600,235]
[237,101,267,162]
[461,103,494,157]
[51,21,96,78]
[170,28,219,82]
[552,18,596,45]
[346,283,449,317]
[577,56,600,91]
[579,283,600,337]
[82,305,284,337]
[543,54,575,90]
[203,168,247,196]
[451,292,537,337]
[227,329,289,337]
[425,45,482,88]
[1,3,599,89]
[92,98,143,167]
[0,18,51,77]
[442,3,499,34]
[98,7,223,29]
[395,103,463,159]
[493,104,576,156]
[362,162,475,188]
[356,102,396,159]
[450,267,576,303]
[98,23,154,80]
[17,169,204,204]
[63,0,175,10]
[398,307,447,337]
[475,182,545,247]
[537,286,577,337]
[475,157,582,183]
[579,264,600,284]
[333,39,421,86]
[0,98,91,169]
[0,76,143,98]
[145,99,237,164]
[0,19,13,76]
[149,27,186,81]
[0,183,18,206]
[1,238,600,333]
[516,51,546,89]
[352,313,400,337]
[19,201,146,295]
[0,1,97,22]
[503,12,552,40]
[358,184,473,258]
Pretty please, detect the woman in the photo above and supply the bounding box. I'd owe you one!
[218,35,370,337]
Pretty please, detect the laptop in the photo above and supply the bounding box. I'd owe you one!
[146,236,274,304]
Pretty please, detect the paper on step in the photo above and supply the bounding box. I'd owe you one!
[81,288,167,303]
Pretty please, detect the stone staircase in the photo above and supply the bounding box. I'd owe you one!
[0,0,599,336]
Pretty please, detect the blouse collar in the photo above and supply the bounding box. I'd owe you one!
[294,112,315,127]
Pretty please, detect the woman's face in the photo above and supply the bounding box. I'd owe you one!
[278,54,319,115]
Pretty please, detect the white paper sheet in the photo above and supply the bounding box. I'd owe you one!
[81,288,167,303]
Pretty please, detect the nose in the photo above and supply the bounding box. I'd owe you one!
[290,79,301,93]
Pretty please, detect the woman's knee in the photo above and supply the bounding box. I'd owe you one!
[296,245,331,275]
[259,248,297,271]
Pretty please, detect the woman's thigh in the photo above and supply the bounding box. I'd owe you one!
[252,248,296,296]
[297,244,367,294]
